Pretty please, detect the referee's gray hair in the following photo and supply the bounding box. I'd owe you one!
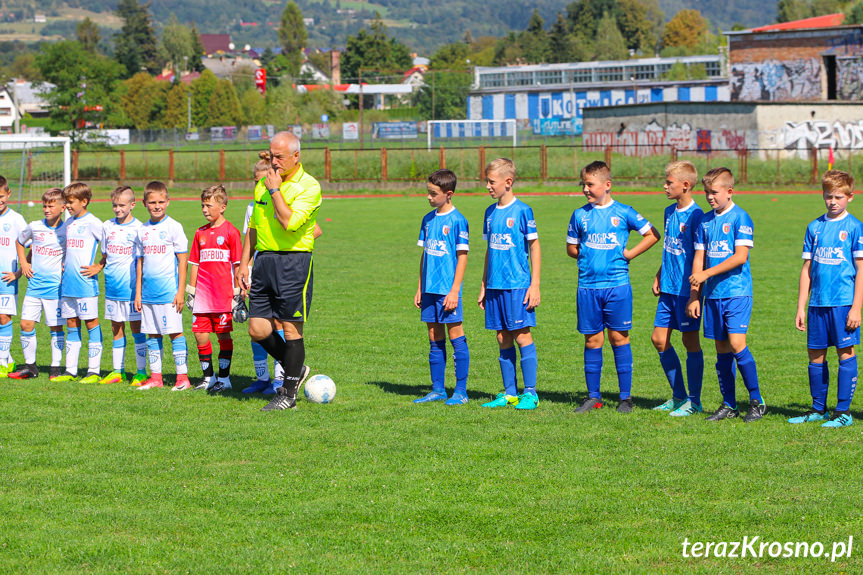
[273,131,301,154]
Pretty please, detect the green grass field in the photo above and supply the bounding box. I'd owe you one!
[1,190,862,573]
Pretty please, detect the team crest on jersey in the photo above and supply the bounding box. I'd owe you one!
[506,218,515,228]
[722,223,731,234]
[611,217,620,226]
[2,224,9,232]
[159,231,167,240]
[198,238,206,246]
[217,236,225,245]
[840,231,848,241]
[679,223,686,233]
[442,226,450,236]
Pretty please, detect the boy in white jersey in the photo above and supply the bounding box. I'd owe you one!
[95,186,148,385]
[0,175,28,376]
[791,170,863,428]
[8,188,66,380]
[134,181,190,391]
[187,184,242,393]
[51,182,104,384]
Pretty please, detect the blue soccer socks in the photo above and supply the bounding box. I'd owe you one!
[659,346,686,400]
[451,335,469,395]
[686,350,704,405]
[428,339,446,393]
[612,343,633,400]
[499,346,518,397]
[734,347,762,403]
[716,352,736,409]
[837,355,858,413]
[808,361,829,412]
[584,347,603,399]
[519,342,537,397]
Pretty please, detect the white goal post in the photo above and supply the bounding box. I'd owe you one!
[0,135,71,217]
[427,120,517,151]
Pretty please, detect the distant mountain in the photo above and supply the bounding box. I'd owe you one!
[38,0,780,54]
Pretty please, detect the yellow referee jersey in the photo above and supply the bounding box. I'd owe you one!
[250,163,321,252]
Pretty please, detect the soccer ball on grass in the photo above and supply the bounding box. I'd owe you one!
[303,374,336,404]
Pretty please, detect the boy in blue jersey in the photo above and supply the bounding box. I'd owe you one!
[8,188,66,380]
[688,167,766,422]
[0,175,28,377]
[568,161,660,414]
[134,181,190,391]
[52,182,105,384]
[478,158,541,410]
[651,161,705,416]
[94,186,148,386]
[791,170,862,428]
[413,169,471,405]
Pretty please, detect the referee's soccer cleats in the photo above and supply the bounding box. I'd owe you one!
[414,390,447,404]
[445,391,469,406]
[653,398,686,411]
[513,393,539,410]
[261,387,297,411]
[705,403,739,421]
[669,400,703,417]
[822,412,853,428]
[573,397,603,414]
[8,363,38,379]
[742,399,766,423]
[788,410,829,424]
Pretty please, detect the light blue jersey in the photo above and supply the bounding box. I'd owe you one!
[482,198,538,290]
[660,200,703,296]
[138,216,188,305]
[694,202,754,299]
[18,219,65,299]
[566,200,653,289]
[802,211,863,307]
[61,211,103,298]
[417,207,469,296]
[0,208,27,296]
[103,217,143,302]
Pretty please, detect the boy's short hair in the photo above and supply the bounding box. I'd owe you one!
[580,160,611,181]
[822,169,855,198]
[428,169,457,193]
[144,180,169,201]
[42,188,64,204]
[702,167,734,190]
[201,184,228,205]
[110,185,134,202]
[665,161,698,187]
[0,175,8,194]
[254,151,271,174]
[486,157,516,180]
[63,182,92,203]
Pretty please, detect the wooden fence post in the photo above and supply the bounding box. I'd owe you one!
[810,146,818,185]
[381,147,387,182]
[324,147,331,182]
[540,144,548,181]
[604,146,612,170]
[119,150,126,181]
[72,150,78,181]
[168,149,175,182]
[439,146,446,169]
[478,146,486,182]
[219,150,226,182]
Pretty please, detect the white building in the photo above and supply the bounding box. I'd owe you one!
[0,87,21,134]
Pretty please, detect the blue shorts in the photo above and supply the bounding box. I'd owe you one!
[420,293,463,324]
[808,306,860,350]
[485,288,536,331]
[703,297,752,341]
[577,285,632,335]
[654,293,700,332]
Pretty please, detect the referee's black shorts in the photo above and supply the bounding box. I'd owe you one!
[249,251,313,322]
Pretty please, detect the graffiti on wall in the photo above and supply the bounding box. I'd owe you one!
[783,120,863,151]
[584,120,750,156]
[838,57,863,100]
[731,58,821,101]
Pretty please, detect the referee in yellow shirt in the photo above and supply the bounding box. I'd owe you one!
[239,131,321,411]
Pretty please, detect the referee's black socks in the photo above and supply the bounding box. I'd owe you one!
[256,331,287,361]
[282,338,305,394]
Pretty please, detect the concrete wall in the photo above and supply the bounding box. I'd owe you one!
[582,102,863,158]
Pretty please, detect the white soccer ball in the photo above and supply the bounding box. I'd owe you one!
[303,374,336,404]
[27,201,34,207]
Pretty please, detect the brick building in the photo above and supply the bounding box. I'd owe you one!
[726,13,863,101]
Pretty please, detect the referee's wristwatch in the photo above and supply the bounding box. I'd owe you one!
[267,187,279,196]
